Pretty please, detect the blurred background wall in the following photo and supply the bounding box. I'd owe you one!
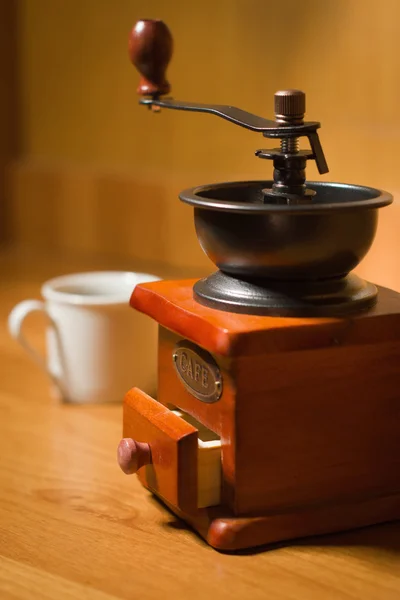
[1,0,399,287]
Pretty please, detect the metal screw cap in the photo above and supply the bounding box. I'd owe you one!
[274,89,305,124]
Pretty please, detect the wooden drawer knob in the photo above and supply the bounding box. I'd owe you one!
[117,438,152,474]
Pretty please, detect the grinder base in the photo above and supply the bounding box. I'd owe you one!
[164,491,400,552]
[126,280,400,552]
[194,271,377,317]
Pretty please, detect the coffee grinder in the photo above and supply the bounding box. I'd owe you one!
[117,20,400,551]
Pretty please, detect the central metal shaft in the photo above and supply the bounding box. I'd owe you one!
[272,90,307,201]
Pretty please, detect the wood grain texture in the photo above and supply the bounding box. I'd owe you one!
[123,387,198,512]
[134,279,400,524]
[131,280,400,357]
[158,326,236,509]
[197,440,221,508]
[165,492,400,552]
[1,249,400,598]
[0,0,19,243]
[233,339,400,514]
[203,493,400,551]
[171,409,222,508]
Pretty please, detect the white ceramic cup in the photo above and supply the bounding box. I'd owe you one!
[8,271,159,403]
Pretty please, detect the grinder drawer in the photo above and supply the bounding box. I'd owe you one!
[121,388,221,512]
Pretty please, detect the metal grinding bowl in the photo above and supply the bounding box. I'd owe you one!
[179,181,393,316]
[180,181,392,280]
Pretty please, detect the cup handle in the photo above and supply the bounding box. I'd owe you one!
[8,300,66,397]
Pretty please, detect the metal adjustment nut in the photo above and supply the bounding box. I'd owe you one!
[274,89,306,125]
[275,90,305,155]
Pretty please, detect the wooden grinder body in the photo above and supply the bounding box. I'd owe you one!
[121,279,400,550]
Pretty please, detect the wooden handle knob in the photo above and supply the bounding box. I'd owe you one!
[128,19,173,97]
[117,438,152,474]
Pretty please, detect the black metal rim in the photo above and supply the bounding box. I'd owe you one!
[179,181,393,214]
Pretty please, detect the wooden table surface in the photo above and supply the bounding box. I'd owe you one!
[1,248,399,600]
